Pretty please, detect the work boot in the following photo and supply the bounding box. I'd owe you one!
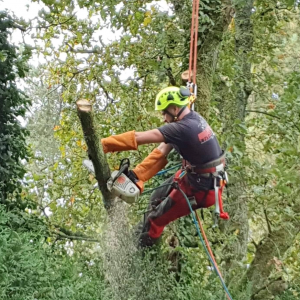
[138,232,161,249]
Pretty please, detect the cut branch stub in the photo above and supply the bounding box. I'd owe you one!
[181,70,193,84]
[76,99,115,210]
[76,99,92,112]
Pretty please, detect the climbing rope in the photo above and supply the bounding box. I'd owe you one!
[155,163,182,176]
[186,3,233,296]
[187,0,200,109]
[188,0,200,86]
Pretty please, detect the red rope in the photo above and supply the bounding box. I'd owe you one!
[188,0,200,86]
[188,0,196,83]
[193,0,200,84]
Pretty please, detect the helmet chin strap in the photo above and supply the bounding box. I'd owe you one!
[165,106,187,122]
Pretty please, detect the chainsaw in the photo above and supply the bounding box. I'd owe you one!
[83,158,140,204]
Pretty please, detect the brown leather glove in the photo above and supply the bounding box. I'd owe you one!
[101,131,138,153]
[132,148,168,192]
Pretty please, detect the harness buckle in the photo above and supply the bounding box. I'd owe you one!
[224,171,229,184]
[212,212,220,228]
[188,196,197,208]
[186,81,194,89]
[190,165,196,174]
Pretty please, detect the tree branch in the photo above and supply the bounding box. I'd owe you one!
[67,43,102,54]
[263,208,272,234]
[165,67,177,86]
[56,231,101,243]
[251,239,258,250]
[76,99,115,210]
[246,109,281,119]
[34,15,75,30]
[246,109,300,132]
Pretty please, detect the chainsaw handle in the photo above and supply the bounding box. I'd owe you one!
[112,158,130,185]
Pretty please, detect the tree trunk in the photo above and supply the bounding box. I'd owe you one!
[171,0,233,120]
[221,0,254,281]
[195,0,234,119]
[245,200,300,299]
[76,99,115,210]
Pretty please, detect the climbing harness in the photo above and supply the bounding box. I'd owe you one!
[183,150,229,227]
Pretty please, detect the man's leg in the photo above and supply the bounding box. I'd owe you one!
[139,174,194,248]
[135,175,174,245]
[138,175,224,248]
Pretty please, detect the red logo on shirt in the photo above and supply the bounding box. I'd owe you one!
[198,125,213,144]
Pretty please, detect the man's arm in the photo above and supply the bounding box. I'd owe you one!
[157,142,173,157]
[101,129,170,153]
[131,142,173,190]
[135,130,173,156]
[135,129,165,145]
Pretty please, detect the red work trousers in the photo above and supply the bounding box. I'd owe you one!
[138,170,222,247]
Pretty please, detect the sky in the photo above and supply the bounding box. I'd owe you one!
[1,0,123,55]
[2,0,171,76]
[2,0,42,43]
[2,0,41,18]
[2,0,171,119]
[1,0,171,45]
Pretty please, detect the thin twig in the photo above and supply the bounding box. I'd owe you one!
[246,109,280,119]
[263,208,272,234]
[66,43,102,54]
[55,231,101,243]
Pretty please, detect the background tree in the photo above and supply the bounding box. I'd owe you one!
[0,12,32,208]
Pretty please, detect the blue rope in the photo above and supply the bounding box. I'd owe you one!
[141,183,173,195]
[155,163,181,176]
[177,184,234,300]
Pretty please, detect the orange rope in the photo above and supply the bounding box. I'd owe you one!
[195,211,231,300]
[188,0,200,86]
[192,0,200,85]
[188,0,197,83]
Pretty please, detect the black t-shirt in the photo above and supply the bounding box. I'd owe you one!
[158,111,222,165]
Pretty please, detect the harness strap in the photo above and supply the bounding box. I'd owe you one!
[195,163,225,174]
[175,106,186,121]
[165,106,187,122]
[183,151,226,175]
[178,169,230,222]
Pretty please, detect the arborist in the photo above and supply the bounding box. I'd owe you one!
[101,86,228,248]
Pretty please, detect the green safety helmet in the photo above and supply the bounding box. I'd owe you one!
[155,86,191,111]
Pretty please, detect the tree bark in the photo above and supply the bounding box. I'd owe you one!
[245,199,300,299]
[171,0,233,119]
[195,0,234,119]
[221,0,254,281]
[76,99,115,210]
